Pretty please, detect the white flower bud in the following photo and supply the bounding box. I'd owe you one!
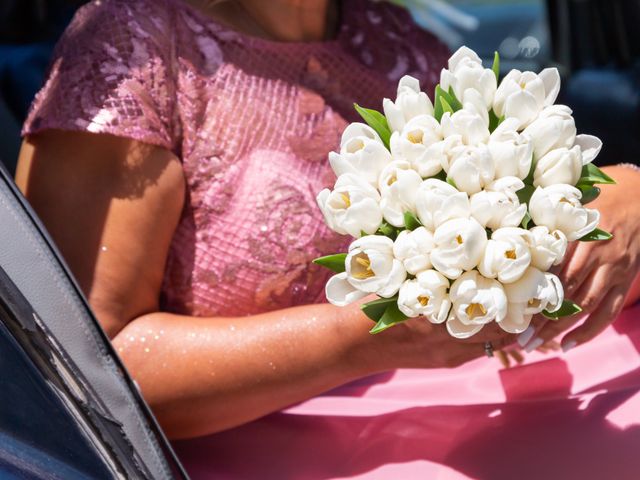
[329,123,392,186]
[431,217,488,279]
[383,75,434,132]
[317,173,383,238]
[397,270,451,322]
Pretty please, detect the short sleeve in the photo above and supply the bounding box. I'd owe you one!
[22,0,178,152]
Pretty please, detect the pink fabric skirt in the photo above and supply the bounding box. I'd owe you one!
[174,303,640,479]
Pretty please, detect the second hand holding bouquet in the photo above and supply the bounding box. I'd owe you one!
[315,47,615,339]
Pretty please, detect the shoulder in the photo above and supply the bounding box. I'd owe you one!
[56,0,175,60]
[23,0,180,150]
[342,0,449,88]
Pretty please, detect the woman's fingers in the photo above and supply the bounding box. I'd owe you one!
[559,243,596,298]
[522,314,583,352]
[561,285,628,351]
[527,266,609,347]
[570,266,612,314]
[536,340,560,353]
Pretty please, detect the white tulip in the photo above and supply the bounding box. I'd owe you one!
[522,105,576,160]
[325,235,407,306]
[415,179,471,231]
[383,75,434,133]
[488,118,533,179]
[533,146,582,187]
[460,89,490,127]
[470,176,527,229]
[440,46,497,109]
[393,227,435,275]
[441,109,490,145]
[431,217,488,279]
[397,270,451,322]
[500,268,564,333]
[527,226,568,271]
[328,123,392,186]
[379,161,424,227]
[415,134,464,179]
[445,144,495,195]
[325,273,368,307]
[447,271,508,339]
[390,115,444,177]
[346,235,407,297]
[529,185,600,241]
[493,68,561,128]
[479,227,531,284]
[317,174,383,238]
[574,134,603,165]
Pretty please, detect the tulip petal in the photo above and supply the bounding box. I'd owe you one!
[446,316,484,339]
[499,304,532,334]
[398,75,421,94]
[383,98,405,133]
[341,122,380,144]
[539,68,561,106]
[448,46,482,71]
[377,260,407,298]
[574,134,603,165]
[325,273,368,307]
[504,89,539,127]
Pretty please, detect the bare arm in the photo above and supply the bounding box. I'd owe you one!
[16,131,512,439]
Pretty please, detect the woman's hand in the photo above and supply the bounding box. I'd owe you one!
[348,295,518,371]
[519,165,640,353]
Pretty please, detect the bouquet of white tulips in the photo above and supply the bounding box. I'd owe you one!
[314,46,615,338]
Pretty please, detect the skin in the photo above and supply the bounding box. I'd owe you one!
[15,129,514,439]
[185,0,340,42]
[521,165,640,351]
[22,0,636,439]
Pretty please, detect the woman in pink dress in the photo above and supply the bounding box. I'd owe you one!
[15,0,640,478]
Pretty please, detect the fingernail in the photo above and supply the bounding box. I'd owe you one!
[562,340,577,353]
[524,337,544,353]
[517,326,536,347]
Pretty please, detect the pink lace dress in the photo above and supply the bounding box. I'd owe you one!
[23,0,640,478]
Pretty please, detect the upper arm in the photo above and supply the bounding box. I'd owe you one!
[16,130,185,338]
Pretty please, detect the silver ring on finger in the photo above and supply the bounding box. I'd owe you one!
[484,341,494,358]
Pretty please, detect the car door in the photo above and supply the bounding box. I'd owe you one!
[0,160,189,479]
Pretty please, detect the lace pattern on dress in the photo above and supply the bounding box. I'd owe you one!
[23,0,449,317]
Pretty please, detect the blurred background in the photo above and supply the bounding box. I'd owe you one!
[1,0,639,174]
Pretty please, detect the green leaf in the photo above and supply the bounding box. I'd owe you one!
[354,104,391,149]
[578,185,601,204]
[446,176,457,189]
[377,221,399,239]
[488,109,504,133]
[361,296,397,322]
[523,157,536,185]
[439,96,454,115]
[312,253,347,273]
[578,163,616,185]
[542,300,582,320]
[516,185,536,205]
[447,86,463,111]
[403,211,422,231]
[369,302,408,334]
[492,51,500,82]
[521,211,532,229]
[579,228,613,242]
[435,85,462,112]
[432,170,447,181]
[434,93,444,122]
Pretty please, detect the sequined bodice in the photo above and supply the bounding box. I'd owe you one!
[23,0,448,317]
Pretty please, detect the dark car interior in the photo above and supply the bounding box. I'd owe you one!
[0,160,188,479]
